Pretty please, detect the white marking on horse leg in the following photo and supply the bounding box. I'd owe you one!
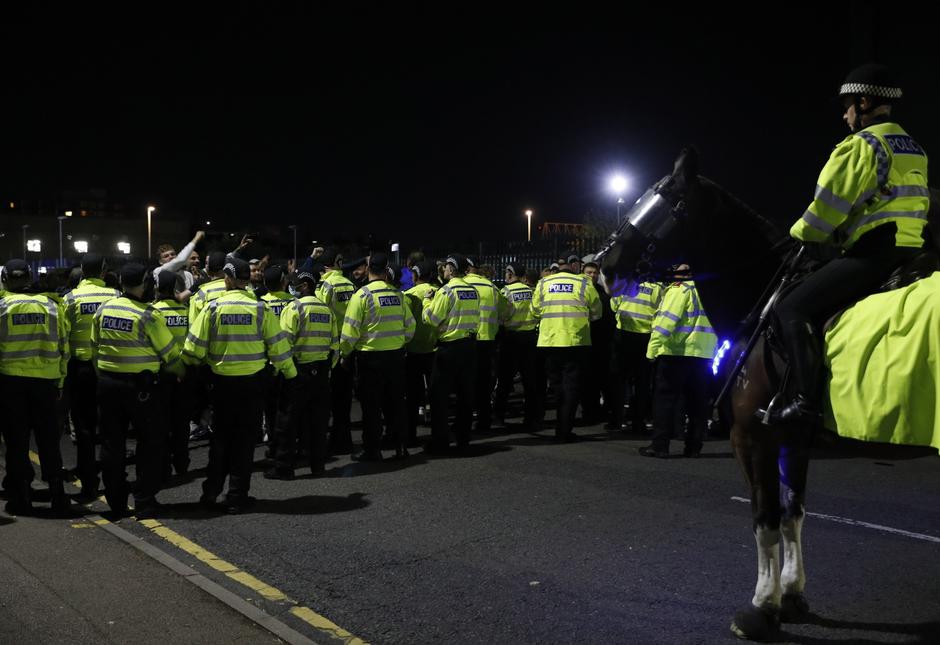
[780,515,805,596]
[752,527,782,611]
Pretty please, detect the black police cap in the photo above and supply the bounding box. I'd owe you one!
[120,263,148,288]
[223,258,251,280]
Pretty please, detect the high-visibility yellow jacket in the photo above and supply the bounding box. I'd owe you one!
[189,277,226,322]
[92,296,184,377]
[262,290,294,318]
[183,289,297,379]
[340,280,415,355]
[531,271,602,347]
[64,278,120,361]
[153,299,189,348]
[610,282,663,334]
[646,280,717,360]
[465,273,509,341]
[791,121,929,250]
[501,281,538,332]
[403,282,438,353]
[0,291,70,384]
[316,269,356,320]
[422,276,481,343]
[280,294,337,364]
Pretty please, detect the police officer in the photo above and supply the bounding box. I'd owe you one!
[153,270,192,476]
[93,263,184,517]
[640,265,717,458]
[339,253,415,461]
[316,248,357,454]
[403,260,439,444]
[531,256,602,441]
[465,258,509,431]
[266,270,337,479]
[608,280,663,433]
[184,258,296,513]
[493,262,541,431]
[0,260,70,515]
[64,253,120,497]
[423,254,480,453]
[769,63,930,423]
[188,251,228,321]
[261,265,295,454]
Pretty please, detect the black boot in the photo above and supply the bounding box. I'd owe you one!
[763,320,823,424]
[49,479,69,515]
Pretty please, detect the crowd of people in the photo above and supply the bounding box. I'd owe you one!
[0,232,719,518]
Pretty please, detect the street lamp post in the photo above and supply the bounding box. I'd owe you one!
[22,224,29,257]
[147,205,156,259]
[57,216,67,267]
[608,174,629,223]
[525,209,533,243]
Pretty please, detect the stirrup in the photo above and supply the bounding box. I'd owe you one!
[757,394,821,426]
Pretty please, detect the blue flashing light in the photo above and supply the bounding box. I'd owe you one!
[712,339,731,376]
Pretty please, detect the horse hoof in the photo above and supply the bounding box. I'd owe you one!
[780,593,810,622]
[730,605,780,641]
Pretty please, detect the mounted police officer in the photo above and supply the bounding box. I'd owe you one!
[769,63,930,424]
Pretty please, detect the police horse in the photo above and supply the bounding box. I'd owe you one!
[596,149,940,641]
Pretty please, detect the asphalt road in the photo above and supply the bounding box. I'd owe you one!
[4,414,940,644]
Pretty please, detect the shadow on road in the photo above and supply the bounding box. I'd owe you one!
[776,613,940,644]
[151,492,371,518]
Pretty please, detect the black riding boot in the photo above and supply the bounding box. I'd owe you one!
[765,320,823,424]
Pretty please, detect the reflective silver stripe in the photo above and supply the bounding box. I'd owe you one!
[891,185,930,199]
[343,316,361,328]
[376,314,405,323]
[99,304,145,317]
[207,352,266,362]
[446,322,479,331]
[0,349,61,359]
[100,338,150,348]
[3,332,55,343]
[100,354,160,364]
[299,330,332,338]
[847,210,928,236]
[480,316,498,324]
[814,184,852,215]
[186,332,208,348]
[675,325,716,334]
[157,340,176,357]
[660,311,681,322]
[364,330,405,340]
[653,325,672,336]
[215,333,263,342]
[800,209,836,234]
[619,296,654,306]
[268,350,292,363]
[268,331,289,345]
[479,305,498,312]
[540,312,588,319]
[340,334,358,344]
[540,300,585,308]
[619,311,653,320]
[426,312,442,325]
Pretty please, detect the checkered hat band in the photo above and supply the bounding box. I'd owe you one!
[840,83,903,99]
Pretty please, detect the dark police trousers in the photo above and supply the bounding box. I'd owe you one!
[159,374,191,476]
[273,359,331,473]
[0,375,63,503]
[97,371,164,511]
[609,330,653,432]
[405,351,434,443]
[429,337,477,450]
[649,356,711,454]
[203,372,264,502]
[68,358,99,491]
[356,349,407,455]
[329,363,354,453]
[541,346,588,440]
[473,340,496,430]
[493,329,541,429]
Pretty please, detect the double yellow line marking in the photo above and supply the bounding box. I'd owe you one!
[30,451,366,644]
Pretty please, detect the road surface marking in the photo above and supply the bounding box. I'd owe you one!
[730,496,940,543]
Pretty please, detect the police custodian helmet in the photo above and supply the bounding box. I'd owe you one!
[839,63,903,102]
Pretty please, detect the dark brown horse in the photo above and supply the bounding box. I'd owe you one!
[596,149,939,641]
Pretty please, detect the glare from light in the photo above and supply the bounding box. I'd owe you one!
[524,209,533,217]
[74,240,88,253]
[205,220,211,226]
[712,339,732,376]
[64,210,73,217]
[117,242,131,254]
[147,206,156,215]
[38,266,48,274]
[27,239,42,252]
[609,174,629,196]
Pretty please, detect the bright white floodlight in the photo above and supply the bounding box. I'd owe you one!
[609,174,629,196]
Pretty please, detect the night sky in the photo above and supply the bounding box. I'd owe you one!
[3,4,939,247]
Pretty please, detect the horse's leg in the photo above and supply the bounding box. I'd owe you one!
[730,356,784,641]
[778,422,813,621]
